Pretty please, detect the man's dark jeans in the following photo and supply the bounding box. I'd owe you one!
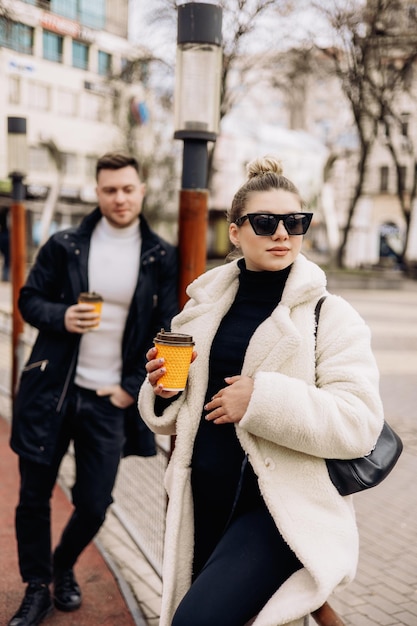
[15,385,125,583]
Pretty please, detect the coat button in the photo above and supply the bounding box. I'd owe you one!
[264,457,275,470]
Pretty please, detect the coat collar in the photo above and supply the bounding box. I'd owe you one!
[58,208,164,299]
[175,253,327,383]
[184,254,326,310]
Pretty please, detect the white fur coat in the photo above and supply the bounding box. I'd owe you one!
[138,254,384,626]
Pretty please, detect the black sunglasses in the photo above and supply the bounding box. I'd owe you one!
[234,212,313,236]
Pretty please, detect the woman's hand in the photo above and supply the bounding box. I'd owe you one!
[145,346,197,399]
[204,375,254,424]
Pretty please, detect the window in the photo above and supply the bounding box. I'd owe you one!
[22,0,70,11]
[73,41,89,70]
[43,30,63,63]
[399,166,407,191]
[9,76,21,104]
[0,20,34,54]
[79,0,105,29]
[85,155,98,178]
[98,51,111,76]
[80,92,103,121]
[29,146,50,172]
[400,112,409,137]
[57,89,78,116]
[51,0,77,20]
[31,82,50,110]
[380,166,389,193]
[62,153,78,176]
[23,0,105,27]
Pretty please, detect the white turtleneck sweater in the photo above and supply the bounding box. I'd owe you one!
[75,216,141,390]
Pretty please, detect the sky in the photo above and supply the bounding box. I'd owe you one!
[128,1,175,60]
[127,0,337,54]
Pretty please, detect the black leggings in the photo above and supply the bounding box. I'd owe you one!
[171,504,302,626]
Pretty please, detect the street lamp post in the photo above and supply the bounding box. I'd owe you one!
[8,117,28,397]
[174,2,222,308]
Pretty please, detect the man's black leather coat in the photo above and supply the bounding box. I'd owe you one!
[10,208,178,465]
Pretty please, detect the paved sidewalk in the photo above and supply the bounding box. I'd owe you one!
[318,286,417,625]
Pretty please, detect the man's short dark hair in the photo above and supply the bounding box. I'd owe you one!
[96,153,140,181]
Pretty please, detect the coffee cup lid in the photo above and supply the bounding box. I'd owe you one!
[79,292,103,302]
[154,329,194,345]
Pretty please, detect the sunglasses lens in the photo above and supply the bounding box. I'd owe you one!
[251,215,277,235]
[284,214,310,235]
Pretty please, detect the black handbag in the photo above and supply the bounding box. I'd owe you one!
[315,296,403,496]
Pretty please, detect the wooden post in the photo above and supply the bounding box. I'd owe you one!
[177,188,208,309]
[311,602,346,626]
[10,174,27,398]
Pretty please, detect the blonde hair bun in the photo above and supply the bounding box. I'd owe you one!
[246,156,283,180]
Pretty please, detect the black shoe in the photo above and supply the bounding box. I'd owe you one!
[52,567,82,612]
[8,583,53,626]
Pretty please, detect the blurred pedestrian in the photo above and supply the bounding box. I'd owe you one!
[0,207,10,281]
[139,155,384,626]
[8,152,178,626]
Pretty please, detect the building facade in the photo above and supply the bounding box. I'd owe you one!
[209,11,417,269]
[2,0,416,270]
[0,0,145,255]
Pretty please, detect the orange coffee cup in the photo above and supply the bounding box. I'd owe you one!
[154,329,194,391]
[78,292,103,330]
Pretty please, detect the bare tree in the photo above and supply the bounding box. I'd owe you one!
[314,3,380,267]
[367,5,417,270]
[130,0,297,188]
[37,138,63,246]
[315,0,417,269]
[109,53,181,225]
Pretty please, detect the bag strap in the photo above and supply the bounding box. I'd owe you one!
[314,296,327,385]
[314,295,327,345]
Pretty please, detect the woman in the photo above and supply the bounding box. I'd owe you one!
[138,156,384,626]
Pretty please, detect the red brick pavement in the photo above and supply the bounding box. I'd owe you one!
[0,416,137,626]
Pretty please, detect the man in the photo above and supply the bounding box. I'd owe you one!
[8,153,178,626]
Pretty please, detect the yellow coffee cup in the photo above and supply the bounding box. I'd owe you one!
[78,292,103,330]
[154,329,194,391]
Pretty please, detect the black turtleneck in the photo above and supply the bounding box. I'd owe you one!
[191,260,291,525]
[203,259,291,413]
